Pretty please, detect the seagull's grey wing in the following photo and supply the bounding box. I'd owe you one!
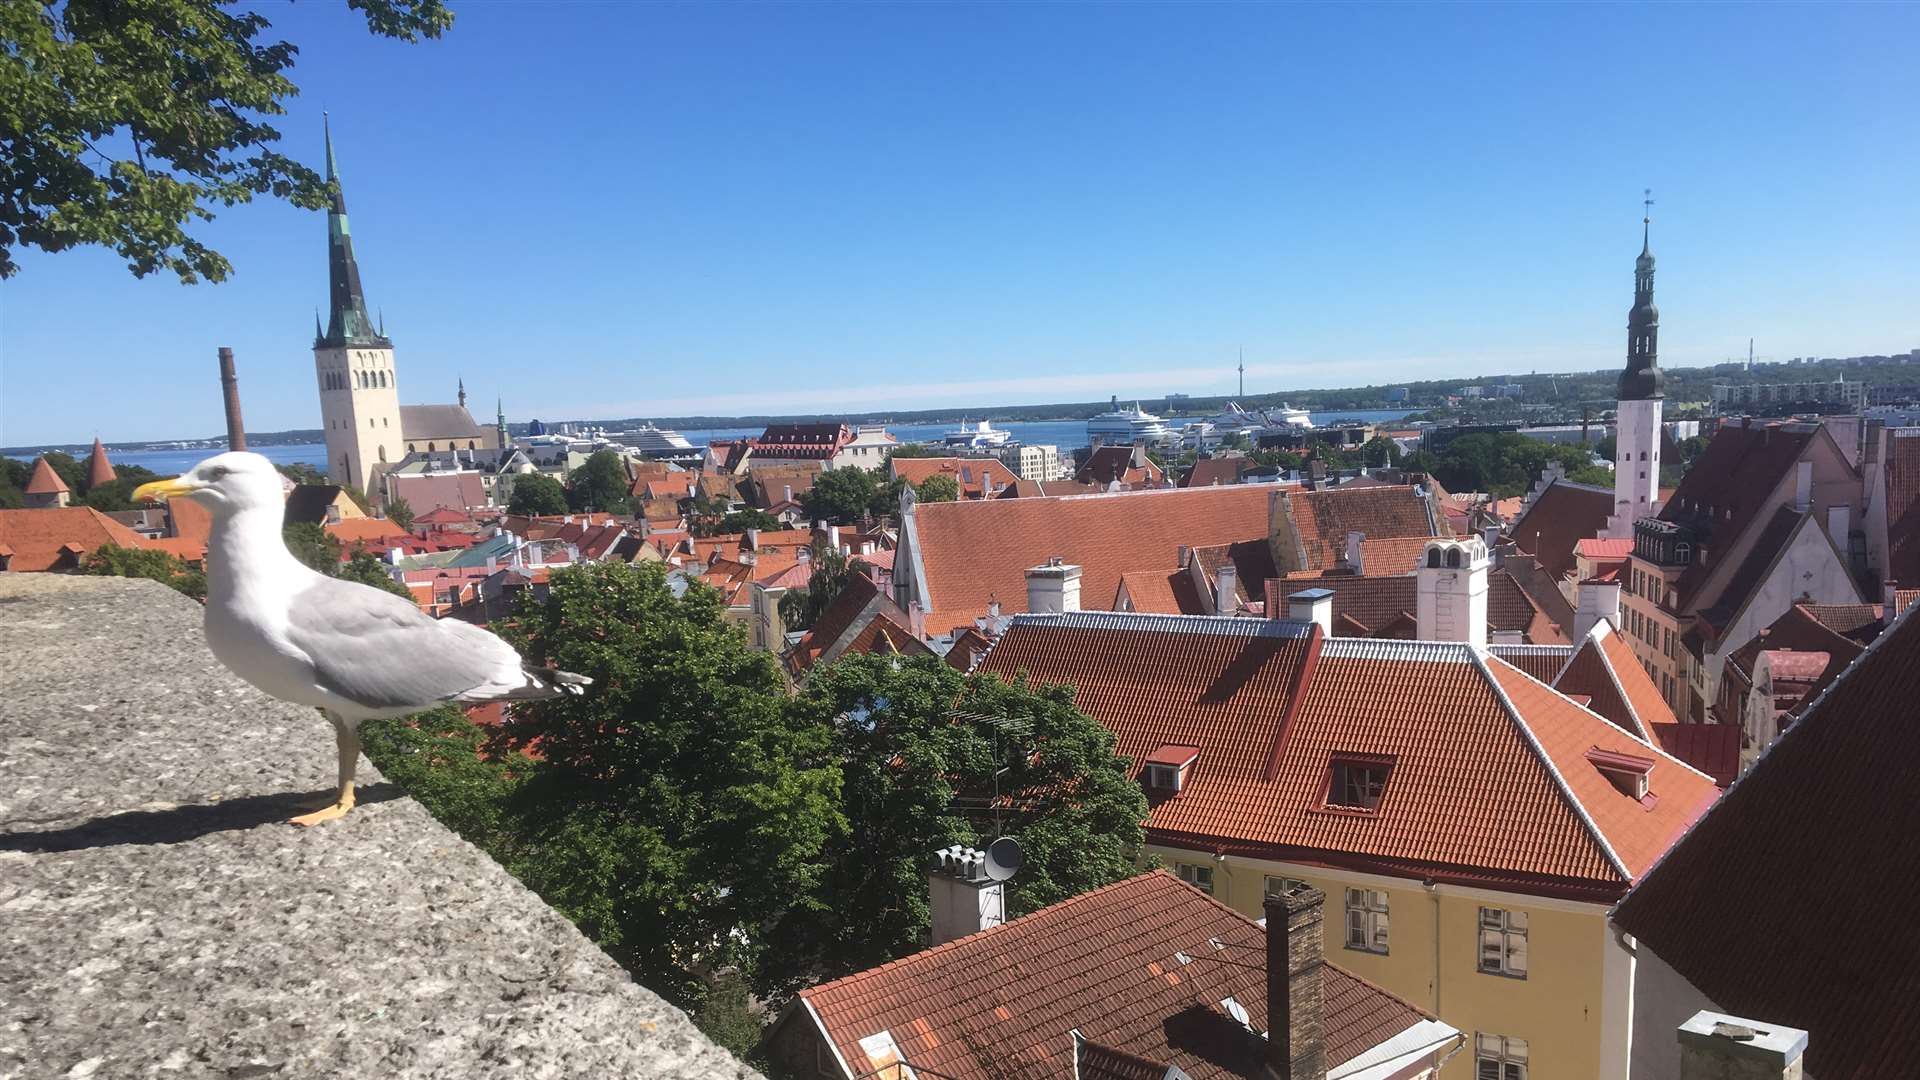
[285,576,532,711]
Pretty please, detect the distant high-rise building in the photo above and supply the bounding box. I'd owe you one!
[1604,205,1665,539]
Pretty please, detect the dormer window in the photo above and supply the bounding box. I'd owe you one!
[1325,755,1394,812]
[1143,745,1201,792]
[1587,747,1654,800]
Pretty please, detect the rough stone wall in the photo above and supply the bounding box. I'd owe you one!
[0,574,758,1080]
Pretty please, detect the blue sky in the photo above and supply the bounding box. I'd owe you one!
[6,1,1918,445]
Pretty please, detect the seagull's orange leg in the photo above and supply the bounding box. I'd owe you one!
[291,721,360,826]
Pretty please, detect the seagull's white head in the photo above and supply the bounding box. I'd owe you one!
[131,451,285,517]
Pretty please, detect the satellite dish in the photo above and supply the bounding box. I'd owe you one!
[1223,997,1251,1028]
[984,837,1023,882]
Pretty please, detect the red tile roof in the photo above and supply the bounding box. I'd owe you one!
[907,486,1278,632]
[326,518,412,545]
[1182,457,1250,488]
[1078,445,1166,487]
[891,456,1021,499]
[1279,486,1437,573]
[1507,480,1613,581]
[795,871,1433,1080]
[1575,538,1634,561]
[1886,429,1920,586]
[1262,570,1556,642]
[1645,721,1741,787]
[1660,422,1822,607]
[24,457,68,495]
[978,613,1719,898]
[0,507,147,571]
[85,439,115,488]
[1613,603,1920,1080]
[1115,568,1193,614]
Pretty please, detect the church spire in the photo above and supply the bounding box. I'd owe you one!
[1619,190,1663,401]
[318,113,389,350]
[458,376,467,409]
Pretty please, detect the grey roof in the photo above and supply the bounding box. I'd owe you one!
[400,404,486,441]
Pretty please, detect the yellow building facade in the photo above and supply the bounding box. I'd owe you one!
[1154,844,1633,1080]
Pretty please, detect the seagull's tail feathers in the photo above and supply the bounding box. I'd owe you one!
[492,665,593,701]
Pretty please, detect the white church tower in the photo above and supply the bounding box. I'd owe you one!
[1604,198,1665,539]
[313,115,402,498]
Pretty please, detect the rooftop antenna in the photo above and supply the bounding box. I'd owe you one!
[1749,337,1754,372]
[1238,348,1245,399]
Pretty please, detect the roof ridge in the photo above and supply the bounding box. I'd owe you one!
[1475,652,1633,884]
[797,870,1184,1001]
[1007,611,1315,639]
[1585,624,1647,739]
[1494,649,1719,787]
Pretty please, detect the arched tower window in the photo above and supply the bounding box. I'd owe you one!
[428,442,436,452]
[468,440,476,450]
[369,418,375,429]
[1445,547,1462,569]
[1427,548,1442,569]
[378,446,387,462]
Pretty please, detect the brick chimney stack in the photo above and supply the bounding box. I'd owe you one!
[1263,883,1327,1080]
[218,347,247,451]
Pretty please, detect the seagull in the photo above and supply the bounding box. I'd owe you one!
[134,452,588,826]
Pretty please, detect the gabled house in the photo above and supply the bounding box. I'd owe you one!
[973,608,1721,1080]
[0,507,147,571]
[889,456,1021,500]
[1077,444,1167,488]
[1268,484,1444,576]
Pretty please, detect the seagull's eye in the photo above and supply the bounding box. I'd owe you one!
[206,466,230,480]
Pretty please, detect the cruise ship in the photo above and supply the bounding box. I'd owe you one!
[1087,397,1174,447]
[942,420,1012,449]
[611,421,696,454]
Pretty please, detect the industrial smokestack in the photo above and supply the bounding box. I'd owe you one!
[218,347,247,451]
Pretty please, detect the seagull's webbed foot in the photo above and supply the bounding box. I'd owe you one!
[289,789,355,827]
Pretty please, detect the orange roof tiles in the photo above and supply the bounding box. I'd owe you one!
[1280,485,1437,573]
[795,871,1432,1080]
[24,457,69,495]
[1575,538,1634,561]
[0,507,147,571]
[1613,603,1920,1080]
[906,486,1277,632]
[891,456,1021,499]
[325,517,411,545]
[978,613,1719,898]
[1115,568,1189,614]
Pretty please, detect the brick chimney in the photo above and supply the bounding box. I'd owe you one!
[217,346,247,451]
[1676,1010,1806,1080]
[1263,884,1326,1080]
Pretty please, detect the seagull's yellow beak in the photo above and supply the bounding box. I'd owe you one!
[132,476,200,504]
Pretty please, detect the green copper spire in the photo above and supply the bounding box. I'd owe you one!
[316,114,389,350]
[496,397,509,447]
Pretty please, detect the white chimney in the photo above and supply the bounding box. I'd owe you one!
[1574,578,1622,642]
[1793,460,1813,513]
[1214,563,1239,616]
[1343,531,1365,574]
[827,524,842,553]
[1025,557,1083,614]
[784,483,793,504]
[1287,588,1334,636]
[388,546,403,563]
[928,845,1006,946]
[1677,1011,1806,1080]
[1416,539,1489,647]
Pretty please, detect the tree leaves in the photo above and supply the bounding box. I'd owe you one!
[1,0,452,281]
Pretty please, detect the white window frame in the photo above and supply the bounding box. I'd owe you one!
[1343,888,1389,954]
[1475,1033,1528,1080]
[1265,875,1308,899]
[1328,759,1390,811]
[1175,862,1214,895]
[1478,907,1529,978]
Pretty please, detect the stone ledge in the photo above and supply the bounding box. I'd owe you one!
[0,574,758,1080]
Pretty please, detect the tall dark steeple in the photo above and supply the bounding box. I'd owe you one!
[1619,190,1663,400]
[317,114,391,350]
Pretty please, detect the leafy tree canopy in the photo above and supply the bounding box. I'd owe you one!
[776,543,869,633]
[83,541,205,599]
[76,463,161,511]
[281,520,340,572]
[499,562,843,1006]
[1418,432,1611,497]
[565,451,632,514]
[801,466,900,524]
[886,443,945,460]
[912,474,959,503]
[1,0,451,281]
[336,550,410,598]
[383,496,415,530]
[506,470,568,517]
[763,654,1147,999]
[718,508,782,534]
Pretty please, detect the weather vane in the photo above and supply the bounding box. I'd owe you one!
[1643,188,1654,224]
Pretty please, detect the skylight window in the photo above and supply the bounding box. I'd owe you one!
[1325,755,1394,812]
